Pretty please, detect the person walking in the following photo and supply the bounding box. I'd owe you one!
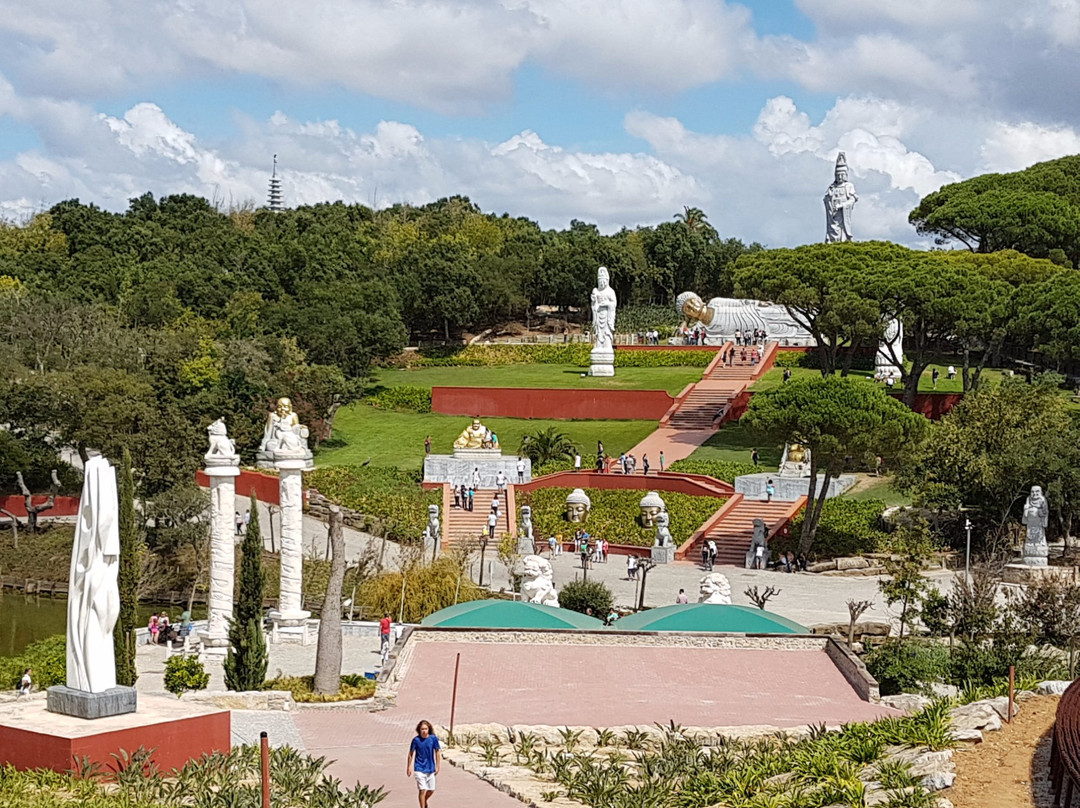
[243,509,251,534]
[659,451,665,472]
[751,448,760,466]
[407,720,441,808]
[700,542,709,570]
[424,435,431,455]
[18,668,31,696]
[472,467,481,489]
[580,536,590,570]
[148,614,160,645]
[574,452,582,472]
[932,367,940,389]
[642,454,650,476]
[627,554,638,581]
[467,485,475,512]
[235,511,244,536]
[782,368,792,383]
[487,510,497,539]
[516,456,526,484]
[707,539,717,571]
[765,478,775,502]
[675,589,688,604]
[496,470,507,497]
[379,613,392,658]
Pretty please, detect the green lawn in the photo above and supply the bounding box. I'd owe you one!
[317,404,657,468]
[685,421,783,466]
[752,364,1006,394]
[366,364,702,394]
[840,474,912,507]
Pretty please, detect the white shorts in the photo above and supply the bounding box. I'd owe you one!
[415,771,436,791]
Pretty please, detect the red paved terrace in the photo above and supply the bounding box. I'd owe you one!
[392,639,897,728]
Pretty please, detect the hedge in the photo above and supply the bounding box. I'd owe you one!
[0,634,65,691]
[773,498,889,559]
[306,466,440,542]
[359,557,489,622]
[367,385,432,412]
[397,344,714,368]
[667,459,760,483]
[519,487,724,547]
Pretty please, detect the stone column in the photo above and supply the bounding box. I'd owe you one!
[268,457,310,638]
[199,419,241,659]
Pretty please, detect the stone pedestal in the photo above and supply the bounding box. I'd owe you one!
[589,346,615,377]
[651,545,676,564]
[200,459,239,658]
[46,685,137,720]
[1003,564,1078,585]
[517,536,536,556]
[734,472,856,501]
[270,457,310,638]
[423,450,529,486]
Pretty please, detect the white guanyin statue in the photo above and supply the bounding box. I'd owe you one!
[589,266,617,376]
[698,572,733,604]
[521,555,560,607]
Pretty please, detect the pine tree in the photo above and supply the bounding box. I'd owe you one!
[113,448,141,687]
[224,493,268,691]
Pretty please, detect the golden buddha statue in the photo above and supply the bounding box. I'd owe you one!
[788,444,806,463]
[454,417,492,449]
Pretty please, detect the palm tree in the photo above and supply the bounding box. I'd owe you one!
[674,206,718,240]
[519,426,577,466]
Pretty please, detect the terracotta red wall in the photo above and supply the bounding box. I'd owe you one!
[617,344,721,352]
[0,495,80,517]
[195,469,281,504]
[517,470,733,497]
[431,387,674,420]
[889,392,963,419]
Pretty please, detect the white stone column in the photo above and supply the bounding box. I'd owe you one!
[268,458,310,633]
[199,461,239,657]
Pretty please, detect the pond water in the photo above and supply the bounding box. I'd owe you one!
[0,593,207,658]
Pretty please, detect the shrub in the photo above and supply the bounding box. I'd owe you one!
[367,385,432,412]
[865,641,950,696]
[519,487,723,548]
[613,304,681,335]
[559,579,613,616]
[359,557,489,623]
[163,655,210,697]
[0,634,66,691]
[667,458,760,482]
[399,343,713,368]
[262,674,375,703]
[778,499,889,559]
[307,465,439,542]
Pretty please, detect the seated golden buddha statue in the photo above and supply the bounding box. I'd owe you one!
[788,444,806,463]
[453,418,497,449]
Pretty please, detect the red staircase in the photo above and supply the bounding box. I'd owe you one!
[678,494,806,566]
[441,486,513,548]
[663,342,774,429]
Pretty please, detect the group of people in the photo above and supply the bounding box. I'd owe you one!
[147,611,192,645]
[700,539,718,570]
[234,509,251,536]
[576,530,607,568]
[732,328,768,347]
[635,330,663,345]
[683,326,707,345]
[614,451,662,475]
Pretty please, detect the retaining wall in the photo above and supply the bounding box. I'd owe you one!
[0,495,80,517]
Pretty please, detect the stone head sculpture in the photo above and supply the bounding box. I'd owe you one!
[276,397,294,418]
[566,488,591,523]
[834,151,848,182]
[639,490,666,527]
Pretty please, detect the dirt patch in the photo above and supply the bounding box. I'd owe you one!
[947,695,1058,808]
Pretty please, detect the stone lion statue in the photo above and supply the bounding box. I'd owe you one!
[698,572,732,604]
[520,554,559,608]
[205,418,237,459]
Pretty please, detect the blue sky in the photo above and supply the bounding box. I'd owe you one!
[1,1,1079,247]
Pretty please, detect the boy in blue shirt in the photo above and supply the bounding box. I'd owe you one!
[407,719,441,806]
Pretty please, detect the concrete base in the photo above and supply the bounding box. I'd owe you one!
[268,613,314,645]
[734,472,856,501]
[0,694,229,773]
[588,364,615,377]
[1003,563,1078,585]
[651,545,677,564]
[517,537,536,556]
[46,686,137,720]
[423,452,530,486]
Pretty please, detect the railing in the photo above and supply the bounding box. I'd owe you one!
[1051,679,1080,805]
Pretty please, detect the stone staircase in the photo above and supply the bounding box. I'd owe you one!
[441,486,514,548]
[680,494,806,566]
[663,342,772,430]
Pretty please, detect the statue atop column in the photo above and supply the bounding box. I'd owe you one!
[205,418,240,466]
[589,266,617,376]
[257,396,313,468]
[824,152,857,243]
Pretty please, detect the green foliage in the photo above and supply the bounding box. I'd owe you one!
[405,343,713,368]
[520,487,723,548]
[519,426,577,466]
[359,557,488,623]
[0,634,66,691]
[0,743,387,806]
[306,466,440,542]
[614,304,680,335]
[878,519,937,643]
[367,384,432,412]
[865,641,951,696]
[668,458,764,482]
[779,499,889,560]
[112,447,140,688]
[162,655,210,697]
[263,674,375,702]
[225,493,269,692]
[558,579,614,617]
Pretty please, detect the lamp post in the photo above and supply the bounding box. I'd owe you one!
[964,515,973,584]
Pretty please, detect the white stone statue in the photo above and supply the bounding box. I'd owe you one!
[422,504,441,548]
[521,554,560,607]
[698,572,733,604]
[779,443,812,478]
[67,456,121,693]
[653,510,673,547]
[205,418,239,463]
[566,488,591,523]
[258,396,312,462]
[1022,485,1049,567]
[589,266,617,376]
[676,292,811,344]
[824,151,858,243]
[639,491,666,527]
[518,504,535,554]
[876,318,904,380]
[745,518,768,569]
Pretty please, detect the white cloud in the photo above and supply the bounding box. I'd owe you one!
[979,121,1080,173]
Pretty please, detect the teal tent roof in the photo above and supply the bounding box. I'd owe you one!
[420,599,605,630]
[612,604,807,634]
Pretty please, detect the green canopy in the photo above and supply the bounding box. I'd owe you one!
[612,604,808,634]
[420,599,606,630]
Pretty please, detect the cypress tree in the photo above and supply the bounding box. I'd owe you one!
[113,448,141,687]
[224,493,268,691]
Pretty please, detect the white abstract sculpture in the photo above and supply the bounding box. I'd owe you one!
[202,419,240,655]
[67,456,121,693]
[521,554,560,607]
[676,292,811,344]
[698,572,733,604]
[589,266,617,376]
[1022,485,1050,567]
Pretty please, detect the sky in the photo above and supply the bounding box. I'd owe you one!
[2,0,1080,248]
